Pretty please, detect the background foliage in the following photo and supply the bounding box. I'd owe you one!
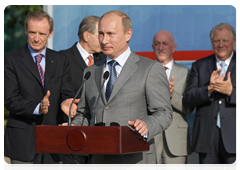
[4,5,43,53]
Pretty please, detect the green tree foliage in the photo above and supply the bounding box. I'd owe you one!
[4,5,43,53]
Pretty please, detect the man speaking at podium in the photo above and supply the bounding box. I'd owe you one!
[69,10,173,164]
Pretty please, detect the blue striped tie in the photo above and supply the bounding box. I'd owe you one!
[217,61,226,128]
[105,60,118,101]
[35,54,45,88]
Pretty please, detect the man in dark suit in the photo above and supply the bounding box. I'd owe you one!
[59,16,106,164]
[152,30,193,164]
[59,16,106,96]
[4,10,77,164]
[183,23,236,164]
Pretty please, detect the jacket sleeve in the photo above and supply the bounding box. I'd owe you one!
[171,69,194,115]
[183,61,212,107]
[4,54,38,119]
[142,62,173,142]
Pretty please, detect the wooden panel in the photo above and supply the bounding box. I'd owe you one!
[35,126,149,155]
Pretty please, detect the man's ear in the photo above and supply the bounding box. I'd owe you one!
[83,31,89,42]
[125,28,132,42]
[48,29,54,39]
[172,43,177,53]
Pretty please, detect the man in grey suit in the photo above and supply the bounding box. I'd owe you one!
[152,30,193,164]
[68,10,173,164]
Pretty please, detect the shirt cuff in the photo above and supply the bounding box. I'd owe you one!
[33,103,41,115]
[143,132,149,141]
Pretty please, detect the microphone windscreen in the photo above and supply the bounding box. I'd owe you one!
[103,71,109,80]
[84,71,91,80]
[110,122,120,126]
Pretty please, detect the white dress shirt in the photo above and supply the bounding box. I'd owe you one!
[76,42,93,65]
[215,51,233,71]
[163,59,174,80]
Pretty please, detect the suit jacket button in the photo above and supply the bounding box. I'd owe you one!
[219,100,222,104]
[105,106,109,110]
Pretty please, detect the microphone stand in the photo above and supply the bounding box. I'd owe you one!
[68,72,91,126]
[91,71,109,126]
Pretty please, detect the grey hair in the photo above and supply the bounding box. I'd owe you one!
[24,10,54,33]
[210,23,236,40]
[78,16,100,41]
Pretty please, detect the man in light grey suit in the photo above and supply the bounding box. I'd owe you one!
[152,30,193,164]
[69,10,173,164]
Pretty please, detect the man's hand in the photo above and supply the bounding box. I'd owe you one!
[208,69,221,94]
[39,90,50,114]
[61,98,80,118]
[169,76,174,98]
[128,119,148,136]
[213,72,233,97]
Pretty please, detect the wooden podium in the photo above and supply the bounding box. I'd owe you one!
[35,125,149,155]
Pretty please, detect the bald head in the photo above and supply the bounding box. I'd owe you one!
[152,30,177,65]
[153,30,175,44]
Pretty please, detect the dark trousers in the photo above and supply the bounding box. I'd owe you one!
[11,153,62,170]
[62,154,87,164]
[199,126,236,164]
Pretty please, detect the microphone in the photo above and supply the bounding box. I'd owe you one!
[91,71,109,126]
[110,122,120,126]
[94,121,119,126]
[68,71,91,126]
[104,71,109,80]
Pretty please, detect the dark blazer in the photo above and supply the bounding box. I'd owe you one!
[183,52,236,154]
[59,42,106,95]
[4,44,75,162]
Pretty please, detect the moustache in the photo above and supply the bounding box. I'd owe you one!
[157,50,166,53]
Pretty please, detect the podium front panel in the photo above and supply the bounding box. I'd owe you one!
[35,126,149,155]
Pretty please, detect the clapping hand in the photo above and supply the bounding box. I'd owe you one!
[39,90,50,114]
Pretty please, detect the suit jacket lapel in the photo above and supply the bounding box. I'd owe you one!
[107,52,139,103]
[170,61,177,81]
[206,54,217,76]
[94,60,107,104]
[71,43,87,71]
[226,52,236,80]
[93,53,101,63]
[44,48,56,89]
[20,45,42,86]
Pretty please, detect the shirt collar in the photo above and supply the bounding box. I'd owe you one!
[215,51,233,66]
[27,44,46,58]
[106,47,131,67]
[76,42,93,60]
[164,59,174,70]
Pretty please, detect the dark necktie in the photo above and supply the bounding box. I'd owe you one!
[35,54,45,88]
[164,66,168,70]
[105,60,118,101]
